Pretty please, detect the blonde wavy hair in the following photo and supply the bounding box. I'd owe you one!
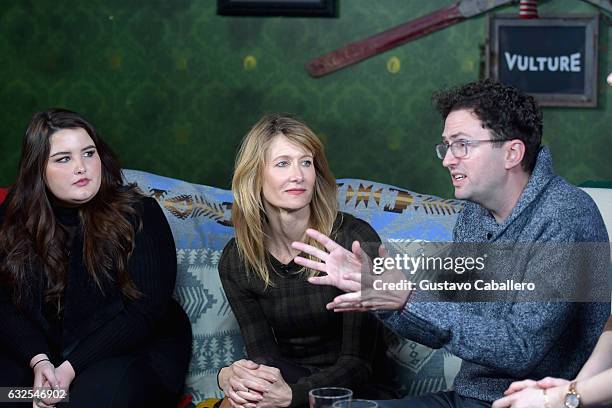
[231,114,338,287]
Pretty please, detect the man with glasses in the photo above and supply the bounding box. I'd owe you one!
[432,80,546,225]
[293,79,609,407]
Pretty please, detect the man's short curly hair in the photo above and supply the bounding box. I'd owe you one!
[432,79,543,173]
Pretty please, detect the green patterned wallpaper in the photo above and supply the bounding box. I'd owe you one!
[0,0,610,198]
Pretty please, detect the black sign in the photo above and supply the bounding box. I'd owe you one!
[218,0,337,17]
[488,15,599,107]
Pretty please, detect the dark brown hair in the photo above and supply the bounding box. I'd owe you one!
[433,79,543,173]
[0,108,143,309]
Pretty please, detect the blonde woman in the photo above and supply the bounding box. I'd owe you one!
[217,114,384,408]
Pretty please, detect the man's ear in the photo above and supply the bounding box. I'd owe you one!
[505,140,525,170]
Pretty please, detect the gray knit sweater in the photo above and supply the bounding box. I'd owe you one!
[380,147,610,402]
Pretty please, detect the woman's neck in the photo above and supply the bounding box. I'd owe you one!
[51,201,81,227]
[264,203,310,264]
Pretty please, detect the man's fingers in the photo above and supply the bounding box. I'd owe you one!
[331,303,387,312]
[332,291,362,305]
[352,241,373,274]
[340,279,361,293]
[378,244,389,258]
[352,241,369,266]
[320,280,359,294]
[308,275,333,286]
[304,228,342,252]
[343,271,362,284]
[333,307,367,312]
[329,302,364,311]
[348,241,372,274]
[327,291,365,311]
[294,256,327,273]
[291,242,329,262]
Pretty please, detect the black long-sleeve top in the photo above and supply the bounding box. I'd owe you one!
[219,212,383,407]
[0,196,190,391]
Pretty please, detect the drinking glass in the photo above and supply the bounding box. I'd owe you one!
[308,387,353,408]
[333,399,378,408]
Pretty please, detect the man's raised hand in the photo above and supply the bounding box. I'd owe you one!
[292,229,367,293]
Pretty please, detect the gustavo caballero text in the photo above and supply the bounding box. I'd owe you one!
[372,279,536,292]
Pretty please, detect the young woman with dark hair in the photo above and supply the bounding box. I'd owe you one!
[0,108,191,407]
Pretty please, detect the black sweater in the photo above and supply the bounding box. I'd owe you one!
[219,212,383,407]
[0,196,190,391]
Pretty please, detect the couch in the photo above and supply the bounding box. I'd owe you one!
[1,171,610,405]
[119,170,612,404]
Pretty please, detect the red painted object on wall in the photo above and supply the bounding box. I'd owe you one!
[519,0,538,19]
